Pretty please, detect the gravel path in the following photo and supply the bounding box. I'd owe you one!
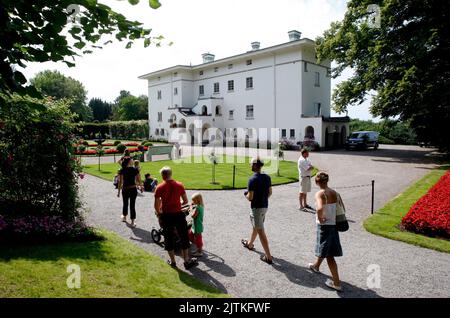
[82,145,450,298]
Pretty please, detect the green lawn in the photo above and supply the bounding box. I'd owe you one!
[84,155,302,190]
[364,165,450,253]
[0,230,226,297]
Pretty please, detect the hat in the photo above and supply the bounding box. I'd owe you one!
[250,157,264,166]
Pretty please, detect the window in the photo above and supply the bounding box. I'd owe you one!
[326,68,331,77]
[246,77,253,89]
[174,87,178,95]
[215,106,222,116]
[281,129,286,138]
[157,90,162,100]
[213,82,220,93]
[246,105,254,119]
[161,128,165,136]
[290,129,295,138]
[315,72,320,87]
[246,59,252,65]
[304,62,308,72]
[228,80,234,91]
[229,110,234,120]
[214,67,219,72]
[199,85,204,95]
[228,64,233,69]
[157,112,162,122]
[247,128,253,138]
[199,70,204,76]
[155,129,159,135]
[314,102,322,116]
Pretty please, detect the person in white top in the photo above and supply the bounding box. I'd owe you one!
[298,149,314,211]
[308,172,343,292]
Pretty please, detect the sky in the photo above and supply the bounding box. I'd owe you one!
[22,0,378,121]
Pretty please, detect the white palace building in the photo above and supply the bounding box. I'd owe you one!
[139,30,350,148]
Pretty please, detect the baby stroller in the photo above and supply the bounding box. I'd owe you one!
[151,204,193,249]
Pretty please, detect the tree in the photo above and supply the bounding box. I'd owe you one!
[113,91,148,120]
[0,0,163,100]
[88,97,112,122]
[317,0,450,151]
[31,70,92,121]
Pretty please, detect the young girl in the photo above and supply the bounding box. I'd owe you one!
[188,193,204,257]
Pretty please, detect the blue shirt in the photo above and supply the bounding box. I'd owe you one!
[248,173,272,209]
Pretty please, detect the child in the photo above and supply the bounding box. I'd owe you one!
[113,169,120,189]
[143,173,158,192]
[188,193,204,257]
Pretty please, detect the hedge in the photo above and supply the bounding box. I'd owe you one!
[75,120,149,140]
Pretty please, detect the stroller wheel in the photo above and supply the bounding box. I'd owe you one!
[151,228,161,243]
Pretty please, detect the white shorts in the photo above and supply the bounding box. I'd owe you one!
[300,177,311,193]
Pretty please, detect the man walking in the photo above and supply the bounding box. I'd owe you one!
[241,157,273,264]
[154,166,198,269]
[298,148,314,211]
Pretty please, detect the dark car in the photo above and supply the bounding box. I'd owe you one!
[345,131,379,150]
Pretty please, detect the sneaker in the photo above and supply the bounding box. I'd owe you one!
[308,263,320,273]
[184,258,199,270]
[121,215,127,222]
[130,220,136,228]
[325,279,342,291]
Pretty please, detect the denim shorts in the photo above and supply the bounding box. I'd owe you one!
[250,208,268,230]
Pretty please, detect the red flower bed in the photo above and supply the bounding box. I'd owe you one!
[127,146,148,153]
[124,142,139,146]
[105,149,120,154]
[401,171,450,238]
[74,149,97,155]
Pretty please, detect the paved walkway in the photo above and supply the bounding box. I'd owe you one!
[82,145,450,298]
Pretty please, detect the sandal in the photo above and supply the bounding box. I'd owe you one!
[241,239,255,251]
[184,258,199,270]
[167,260,177,268]
[260,255,273,265]
[325,279,342,291]
[308,263,320,273]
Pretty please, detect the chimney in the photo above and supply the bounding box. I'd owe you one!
[288,30,302,41]
[202,53,215,63]
[251,41,260,50]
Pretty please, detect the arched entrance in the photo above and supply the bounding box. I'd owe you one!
[333,125,340,147]
[202,123,211,145]
[325,128,330,148]
[201,105,207,116]
[179,118,186,128]
[215,105,222,116]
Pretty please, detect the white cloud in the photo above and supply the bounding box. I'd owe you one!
[20,0,377,120]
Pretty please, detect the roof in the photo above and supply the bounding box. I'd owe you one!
[138,38,316,80]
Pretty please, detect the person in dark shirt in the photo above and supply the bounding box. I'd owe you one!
[143,173,158,192]
[117,157,143,227]
[241,157,273,264]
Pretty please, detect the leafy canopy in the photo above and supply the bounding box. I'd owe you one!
[0,0,163,99]
[316,0,450,150]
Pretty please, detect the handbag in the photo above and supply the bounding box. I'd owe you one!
[335,192,349,232]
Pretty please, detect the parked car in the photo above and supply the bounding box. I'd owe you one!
[345,131,379,150]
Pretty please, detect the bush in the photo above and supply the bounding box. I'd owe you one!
[279,138,296,150]
[0,94,83,221]
[143,142,153,147]
[116,143,126,153]
[378,135,395,144]
[113,140,121,146]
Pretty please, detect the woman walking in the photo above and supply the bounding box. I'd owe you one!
[308,172,343,291]
[117,157,143,227]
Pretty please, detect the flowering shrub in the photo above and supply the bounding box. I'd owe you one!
[124,142,139,146]
[127,146,148,153]
[0,214,100,242]
[401,171,450,238]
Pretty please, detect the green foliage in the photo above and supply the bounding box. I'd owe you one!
[116,143,127,153]
[112,91,148,121]
[0,0,164,100]
[0,94,82,220]
[113,140,121,146]
[31,70,92,122]
[75,120,149,140]
[317,0,450,151]
[88,98,112,122]
[350,118,417,145]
